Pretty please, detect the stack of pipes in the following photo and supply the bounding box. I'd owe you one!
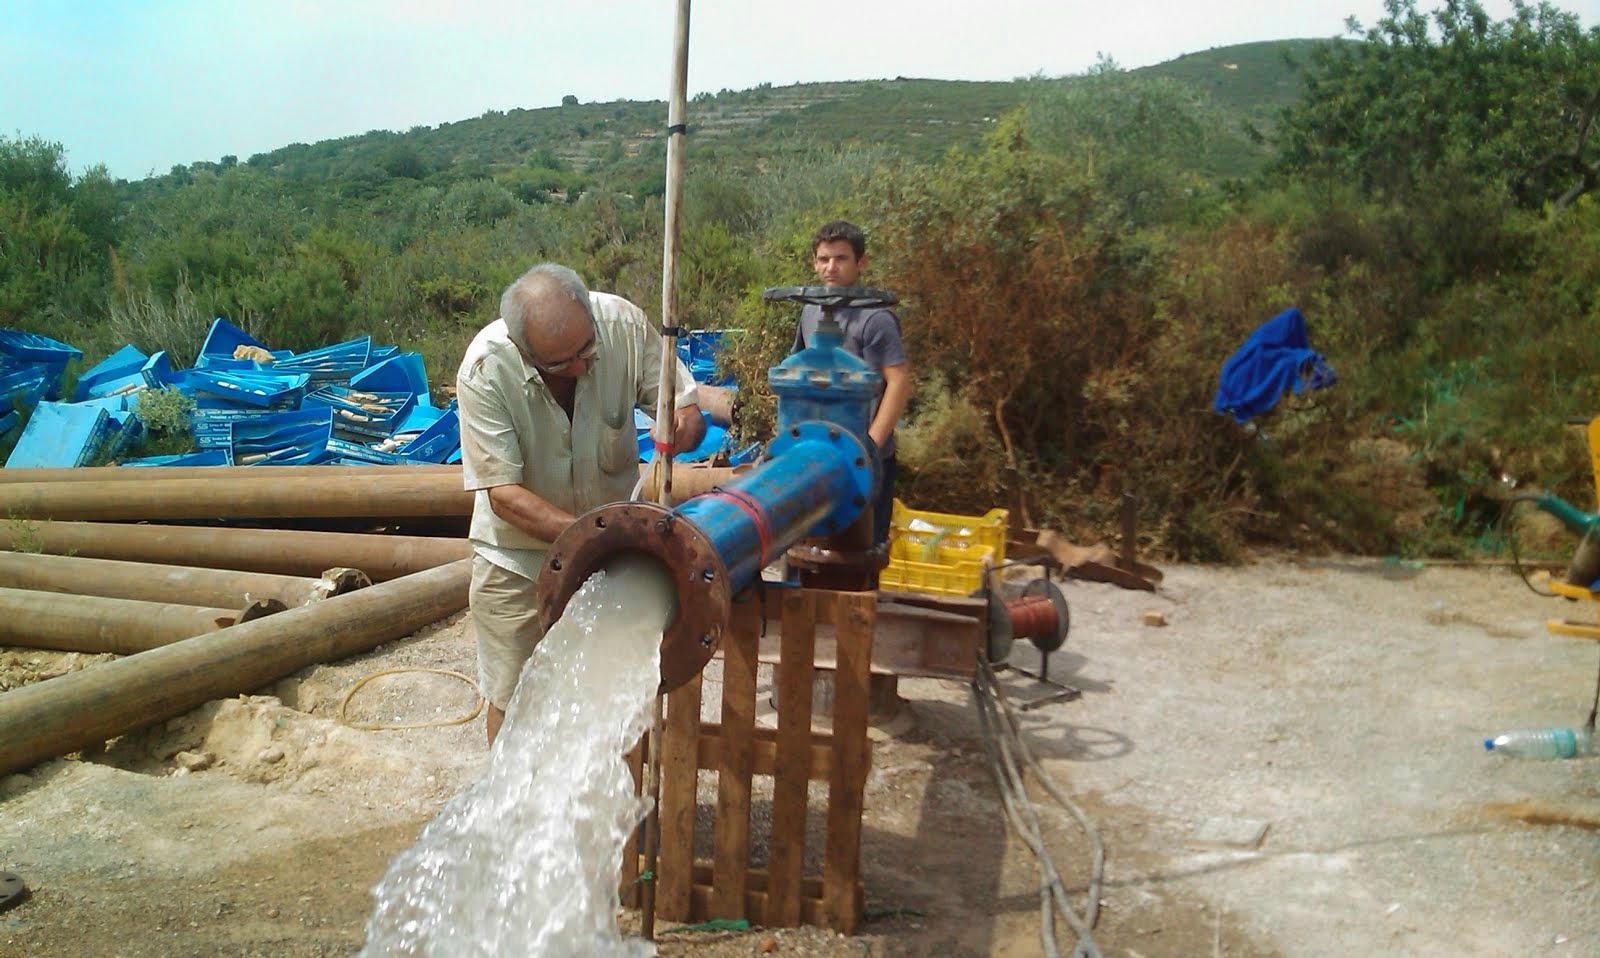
[0,461,740,776]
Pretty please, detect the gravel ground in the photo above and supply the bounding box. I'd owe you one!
[1,557,1597,957]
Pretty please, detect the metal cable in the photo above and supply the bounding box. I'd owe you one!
[988,661,1107,933]
[971,659,1103,958]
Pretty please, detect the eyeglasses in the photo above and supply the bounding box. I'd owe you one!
[529,329,599,374]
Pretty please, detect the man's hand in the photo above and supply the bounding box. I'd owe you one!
[870,363,912,450]
[671,402,707,453]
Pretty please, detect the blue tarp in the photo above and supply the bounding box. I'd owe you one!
[1211,307,1336,423]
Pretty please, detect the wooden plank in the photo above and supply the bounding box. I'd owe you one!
[876,589,988,617]
[765,587,816,927]
[689,882,828,931]
[758,599,982,680]
[696,722,833,779]
[711,599,760,919]
[619,736,645,907]
[822,591,874,933]
[656,672,703,921]
[632,858,859,932]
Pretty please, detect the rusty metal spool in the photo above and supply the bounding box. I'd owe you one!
[986,577,1071,663]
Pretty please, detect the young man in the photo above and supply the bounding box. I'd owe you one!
[792,220,912,546]
[457,263,703,743]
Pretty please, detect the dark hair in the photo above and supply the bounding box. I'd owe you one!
[811,220,866,258]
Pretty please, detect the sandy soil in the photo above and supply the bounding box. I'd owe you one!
[2,557,1597,957]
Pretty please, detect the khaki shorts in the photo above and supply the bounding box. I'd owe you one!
[470,554,547,709]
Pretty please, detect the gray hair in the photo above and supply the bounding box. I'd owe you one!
[500,263,594,352]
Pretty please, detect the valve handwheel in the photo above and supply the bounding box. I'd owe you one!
[762,285,898,311]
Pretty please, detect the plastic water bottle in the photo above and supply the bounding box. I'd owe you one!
[1483,726,1594,759]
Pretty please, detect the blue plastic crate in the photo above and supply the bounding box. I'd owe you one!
[303,384,415,439]
[0,367,50,413]
[230,408,333,466]
[397,405,460,463]
[196,318,275,368]
[275,337,372,382]
[100,409,146,462]
[80,370,150,402]
[139,351,174,388]
[350,352,431,408]
[189,369,310,409]
[0,329,83,364]
[390,403,448,442]
[325,437,430,466]
[191,407,279,448]
[121,448,233,467]
[5,401,111,468]
[72,344,149,402]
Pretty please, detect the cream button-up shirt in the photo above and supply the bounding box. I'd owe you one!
[457,290,699,579]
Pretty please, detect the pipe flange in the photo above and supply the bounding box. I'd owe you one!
[1022,577,1071,653]
[537,501,731,693]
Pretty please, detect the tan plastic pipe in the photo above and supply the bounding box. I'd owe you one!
[0,586,282,654]
[0,464,462,483]
[4,521,469,581]
[0,473,473,521]
[697,384,736,426]
[0,551,368,608]
[0,464,740,521]
[0,558,472,777]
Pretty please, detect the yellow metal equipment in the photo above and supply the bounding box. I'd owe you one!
[1542,416,1600,642]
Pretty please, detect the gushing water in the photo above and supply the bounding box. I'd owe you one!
[359,555,675,958]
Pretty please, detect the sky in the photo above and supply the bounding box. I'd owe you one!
[4,0,1596,181]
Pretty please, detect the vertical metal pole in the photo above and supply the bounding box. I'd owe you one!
[642,0,691,941]
[1120,490,1137,570]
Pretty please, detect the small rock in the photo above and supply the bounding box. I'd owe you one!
[258,745,286,764]
[174,750,213,772]
[1142,611,1168,627]
[266,907,279,919]
[1188,817,1269,849]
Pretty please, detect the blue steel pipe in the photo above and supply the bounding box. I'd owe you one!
[676,429,870,592]
[535,419,872,692]
[537,300,882,691]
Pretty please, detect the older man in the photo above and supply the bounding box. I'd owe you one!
[457,263,704,742]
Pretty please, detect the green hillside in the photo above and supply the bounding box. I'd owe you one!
[131,39,1316,200]
[20,2,1597,563]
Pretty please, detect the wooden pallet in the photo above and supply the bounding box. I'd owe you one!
[624,587,875,933]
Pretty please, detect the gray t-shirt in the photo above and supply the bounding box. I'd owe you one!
[792,304,907,457]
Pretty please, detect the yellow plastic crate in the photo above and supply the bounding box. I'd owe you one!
[888,537,995,567]
[880,555,993,596]
[889,500,1008,565]
[882,500,1008,596]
